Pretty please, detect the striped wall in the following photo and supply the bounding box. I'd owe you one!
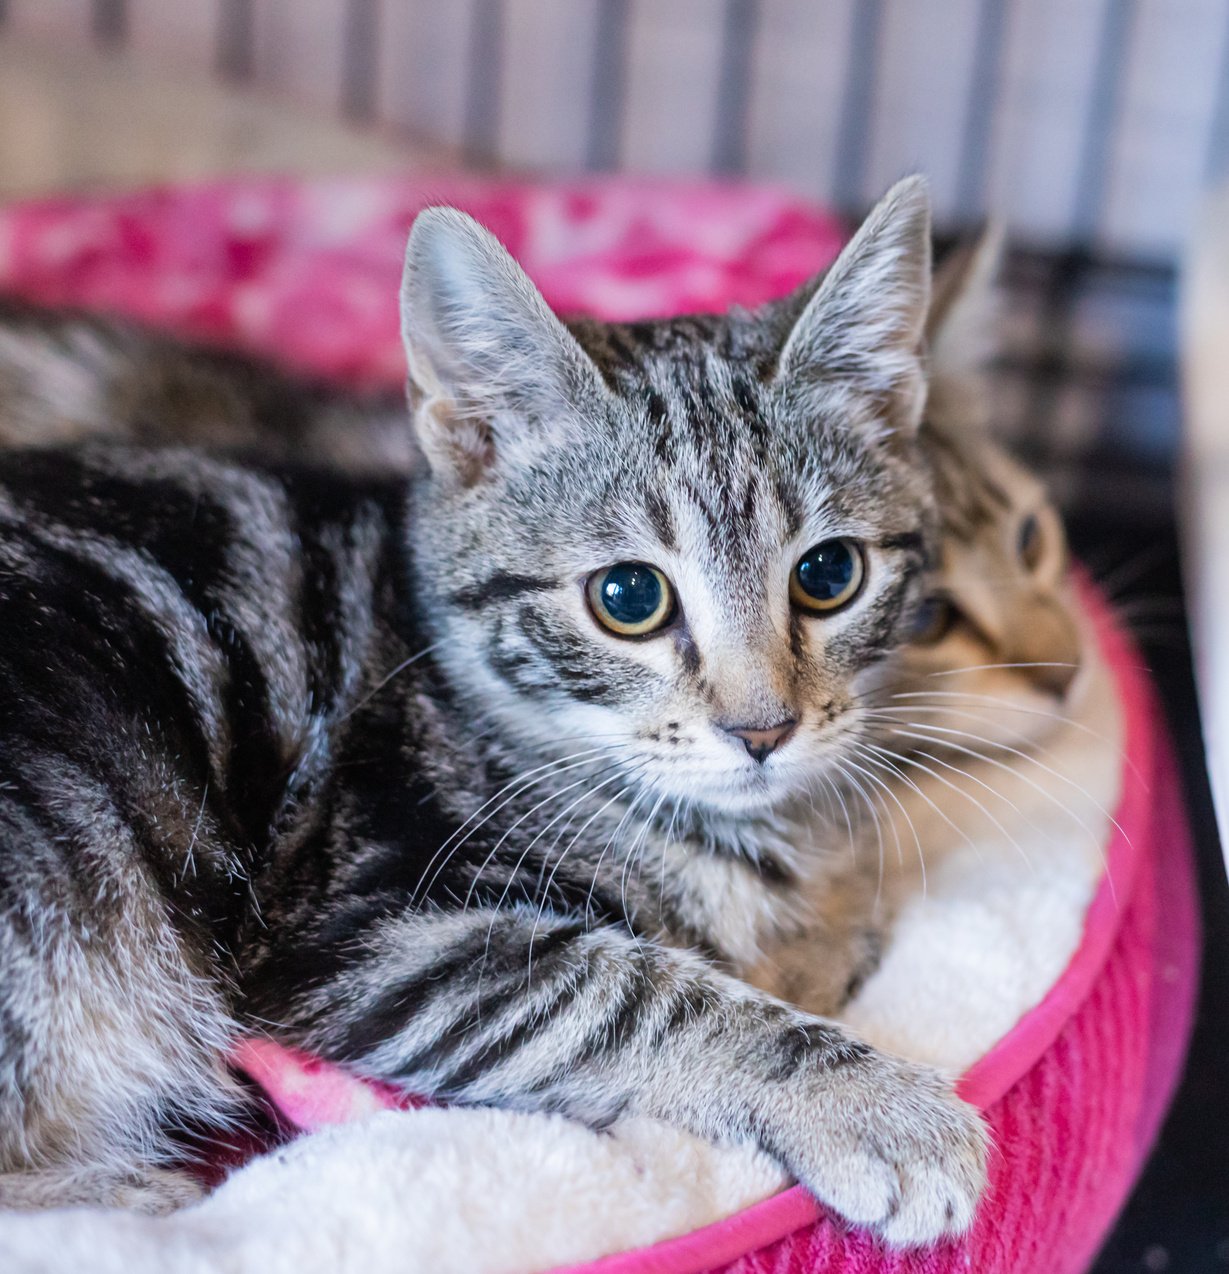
[2,0,1225,261]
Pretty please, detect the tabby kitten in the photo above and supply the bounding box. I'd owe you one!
[0,218,1092,1048]
[0,179,988,1244]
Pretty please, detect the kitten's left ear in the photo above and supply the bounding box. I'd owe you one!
[776,176,932,436]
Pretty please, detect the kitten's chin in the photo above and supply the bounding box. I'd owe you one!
[670,768,799,817]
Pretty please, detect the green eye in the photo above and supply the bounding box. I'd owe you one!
[790,539,865,614]
[587,562,675,637]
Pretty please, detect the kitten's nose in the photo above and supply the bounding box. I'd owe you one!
[725,719,798,763]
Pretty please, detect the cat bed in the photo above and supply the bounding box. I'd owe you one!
[226,583,1196,1274]
[0,176,1199,1274]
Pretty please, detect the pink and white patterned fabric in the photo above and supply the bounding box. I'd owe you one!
[0,174,845,387]
[0,175,1198,1274]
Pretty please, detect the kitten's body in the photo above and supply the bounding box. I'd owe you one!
[0,297,412,473]
[0,434,959,1225]
[0,184,989,1244]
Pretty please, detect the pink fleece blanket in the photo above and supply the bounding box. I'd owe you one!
[0,174,844,387]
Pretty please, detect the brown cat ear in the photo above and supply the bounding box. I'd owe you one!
[923,223,1004,439]
[775,176,932,437]
[927,222,1004,380]
[399,207,606,486]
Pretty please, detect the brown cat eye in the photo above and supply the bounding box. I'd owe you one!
[1017,513,1043,571]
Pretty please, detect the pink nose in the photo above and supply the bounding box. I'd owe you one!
[725,719,798,763]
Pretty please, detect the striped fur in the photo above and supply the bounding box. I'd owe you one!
[0,181,988,1244]
[0,296,413,473]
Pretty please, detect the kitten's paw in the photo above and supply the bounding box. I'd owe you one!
[764,1052,989,1247]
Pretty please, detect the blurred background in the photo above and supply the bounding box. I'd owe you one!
[2,0,1216,518]
[0,2,1225,1269]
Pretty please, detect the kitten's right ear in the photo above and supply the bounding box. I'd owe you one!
[399,207,606,486]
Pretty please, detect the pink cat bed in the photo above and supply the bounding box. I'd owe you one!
[0,176,1199,1274]
[232,586,1197,1274]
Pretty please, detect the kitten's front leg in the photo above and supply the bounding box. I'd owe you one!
[260,907,987,1246]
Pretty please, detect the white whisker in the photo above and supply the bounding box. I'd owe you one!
[882,724,1119,899]
[828,757,899,905]
[924,661,1081,678]
[887,718,1130,844]
[865,740,1037,873]
[622,790,667,939]
[845,744,932,897]
[416,746,620,901]
[341,641,443,721]
[882,688,1137,772]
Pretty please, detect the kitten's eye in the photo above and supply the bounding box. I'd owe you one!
[587,562,675,637]
[1017,513,1043,571]
[790,539,865,614]
[908,595,958,645]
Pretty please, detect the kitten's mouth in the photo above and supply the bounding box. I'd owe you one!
[664,755,816,817]
[629,714,862,817]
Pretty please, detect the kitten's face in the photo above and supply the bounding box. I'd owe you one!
[422,347,933,817]
[401,182,937,821]
[889,435,1082,756]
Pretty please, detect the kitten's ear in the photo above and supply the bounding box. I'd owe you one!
[926,222,1004,381]
[776,176,932,436]
[400,207,606,485]
[924,223,1004,435]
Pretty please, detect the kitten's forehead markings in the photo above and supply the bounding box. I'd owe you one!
[641,486,677,552]
[603,365,797,592]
